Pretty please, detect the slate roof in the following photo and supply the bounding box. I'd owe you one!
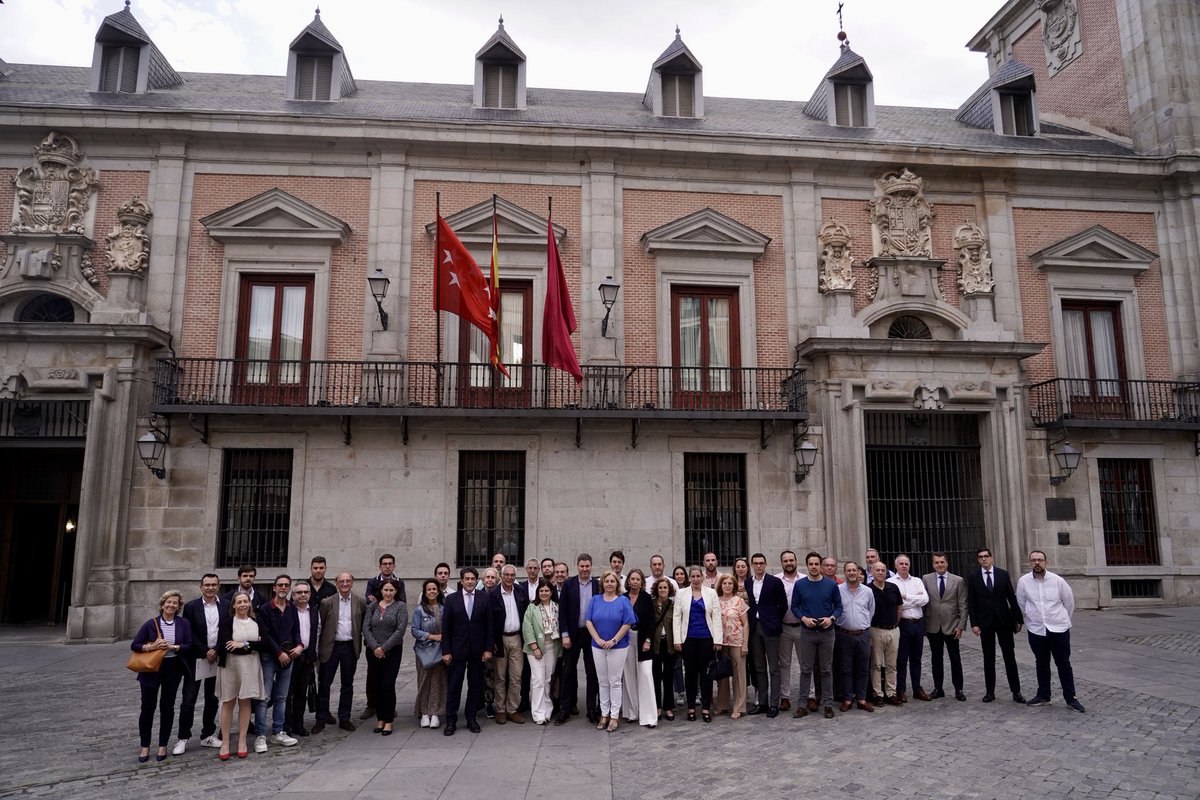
[653,30,701,71]
[96,5,182,89]
[0,58,11,78]
[288,11,357,98]
[0,63,1133,157]
[804,45,872,121]
[475,19,526,62]
[955,59,1035,129]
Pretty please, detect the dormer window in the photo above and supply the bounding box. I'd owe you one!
[474,17,527,110]
[955,59,1038,137]
[295,55,333,101]
[89,2,181,95]
[645,28,703,118]
[661,73,695,117]
[803,43,875,128]
[286,10,356,102]
[833,82,868,127]
[99,45,139,93]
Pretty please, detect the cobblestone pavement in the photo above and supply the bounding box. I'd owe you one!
[1,606,1198,800]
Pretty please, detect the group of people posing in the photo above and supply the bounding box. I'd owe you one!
[130,545,1083,760]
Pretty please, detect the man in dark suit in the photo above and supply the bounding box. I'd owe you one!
[285,579,321,736]
[966,547,1026,703]
[314,572,367,732]
[441,567,493,735]
[554,553,600,725]
[175,573,223,754]
[745,552,788,717]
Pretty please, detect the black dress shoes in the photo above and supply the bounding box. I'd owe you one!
[553,714,567,726]
[1012,693,1026,704]
[444,721,457,736]
[981,693,995,703]
[929,688,946,699]
[466,719,481,733]
[766,706,779,718]
[746,704,766,715]
[955,691,967,701]
[311,721,325,733]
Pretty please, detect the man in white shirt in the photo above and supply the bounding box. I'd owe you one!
[489,564,528,723]
[887,555,931,702]
[648,554,679,592]
[175,573,223,754]
[702,551,720,588]
[609,550,627,591]
[776,550,803,711]
[1016,551,1084,713]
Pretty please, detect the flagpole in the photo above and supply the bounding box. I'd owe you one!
[491,193,500,382]
[435,191,443,406]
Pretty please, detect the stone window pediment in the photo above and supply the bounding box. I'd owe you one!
[642,208,770,258]
[1031,225,1157,276]
[200,188,350,246]
[425,197,564,250]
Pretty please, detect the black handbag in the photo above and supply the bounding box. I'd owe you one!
[306,669,317,713]
[707,651,733,681]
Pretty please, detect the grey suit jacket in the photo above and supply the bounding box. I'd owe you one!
[922,571,968,635]
[318,591,367,662]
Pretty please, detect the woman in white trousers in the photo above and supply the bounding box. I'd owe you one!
[521,580,563,725]
[621,570,660,727]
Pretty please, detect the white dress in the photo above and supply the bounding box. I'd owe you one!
[217,616,265,701]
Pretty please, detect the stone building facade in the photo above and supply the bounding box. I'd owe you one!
[0,0,1197,640]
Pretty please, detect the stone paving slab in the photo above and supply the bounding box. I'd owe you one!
[0,607,1198,800]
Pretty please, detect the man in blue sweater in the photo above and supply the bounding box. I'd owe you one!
[790,551,843,719]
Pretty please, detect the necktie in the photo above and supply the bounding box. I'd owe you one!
[939,575,945,599]
[465,591,474,619]
[985,571,993,590]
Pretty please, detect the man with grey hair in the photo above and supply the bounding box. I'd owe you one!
[488,563,529,723]
[888,554,930,703]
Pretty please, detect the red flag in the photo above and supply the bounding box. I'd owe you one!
[434,215,499,351]
[542,211,582,384]
[488,204,509,377]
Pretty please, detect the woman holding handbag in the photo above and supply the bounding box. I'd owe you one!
[672,565,723,722]
[410,578,447,729]
[521,579,561,725]
[130,589,192,763]
[363,578,408,735]
[216,590,265,760]
[714,573,750,719]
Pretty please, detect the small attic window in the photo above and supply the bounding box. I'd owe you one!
[662,73,695,117]
[999,91,1035,136]
[296,55,333,101]
[99,44,140,93]
[833,82,867,127]
[482,63,518,108]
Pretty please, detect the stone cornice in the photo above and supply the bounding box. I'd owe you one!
[795,337,1045,362]
[0,322,170,348]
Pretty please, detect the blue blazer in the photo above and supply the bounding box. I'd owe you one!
[440,589,493,661]
[131,615,193,687]
[745,573,788,637]
[181,596,222,660]
[557,576,601,638]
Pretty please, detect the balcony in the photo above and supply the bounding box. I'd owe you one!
[150,358,808,422]
[1029,378,1200,429]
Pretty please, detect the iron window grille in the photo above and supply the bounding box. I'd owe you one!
[457,451,525,568]
[217,449,293,568]
[684,453,747,565]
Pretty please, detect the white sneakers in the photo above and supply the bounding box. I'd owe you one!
[254,735,268,753]
[420,715,431,728]
[270,732,298,747]
[428,714,440,728]
[171,739,189,755]
[199,735,222,748]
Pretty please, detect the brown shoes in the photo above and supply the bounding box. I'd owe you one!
[823,707,835,719]
[508,712,526,724]
[807,698,819,712]
[779,698,791,711]
[914,689,932,701]
[793,707,808,718]
[897,692,908,704]
[494,712,508,724]
[858,700,875,712]
[886,696,902,707]
[839,700,853,712]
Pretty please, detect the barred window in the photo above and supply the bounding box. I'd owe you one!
[218,449,293,568]
[684,453,747,565]
[457,451,525,568]
[1099,459,1159,566]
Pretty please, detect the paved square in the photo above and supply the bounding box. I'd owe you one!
[1,607,1198,799]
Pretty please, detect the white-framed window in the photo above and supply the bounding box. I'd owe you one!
[833,82,868,127]
[999,91,1035,136]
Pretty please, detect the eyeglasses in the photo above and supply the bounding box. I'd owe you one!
[275,583,290,588]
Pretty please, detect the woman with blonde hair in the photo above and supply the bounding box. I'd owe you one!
[585,569,637,731]
[131,589,192,762]
[714,573,750,718]
[216,590,265,759]
[672,565,723,722]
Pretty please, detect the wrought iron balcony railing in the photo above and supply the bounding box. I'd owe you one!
[1029,378,1200,428]
[150,358,808,420]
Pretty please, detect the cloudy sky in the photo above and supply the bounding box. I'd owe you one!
[3,0,1001,109]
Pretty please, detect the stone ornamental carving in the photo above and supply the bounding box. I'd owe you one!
[868,168,934,258]
[106,197,153,274]
[1039,0,1083,77]
[914,381,945,410]
[11,132,99,235]
[818,220,856,293]
[80,251,98,285]
[954,221,995,296]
